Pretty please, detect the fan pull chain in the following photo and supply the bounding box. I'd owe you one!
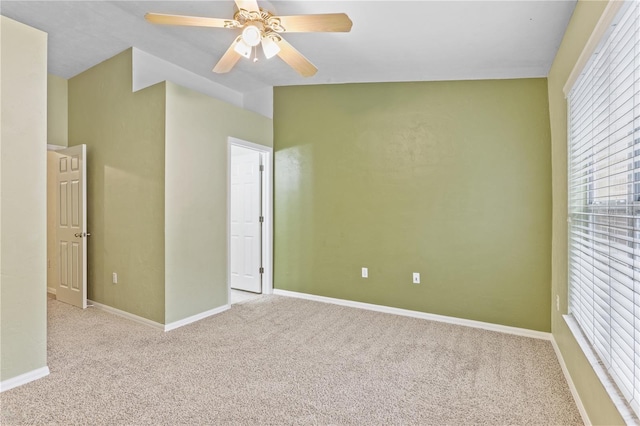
[252,46,258,63]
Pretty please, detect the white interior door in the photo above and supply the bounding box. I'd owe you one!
[230,146,262,293]
[56,145,87,309]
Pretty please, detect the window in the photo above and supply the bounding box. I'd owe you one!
[567,0,640,417]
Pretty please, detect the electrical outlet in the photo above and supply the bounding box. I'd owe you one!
[112,272,118,284]
[413,272,420,284]
[556,294,560,311]
[362,267,368,278]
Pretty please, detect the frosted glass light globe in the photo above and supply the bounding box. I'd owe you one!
[242,25,262,47]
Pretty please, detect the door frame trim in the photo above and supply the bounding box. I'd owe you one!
[227,137,273,303]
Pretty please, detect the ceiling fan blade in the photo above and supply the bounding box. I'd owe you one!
[213,37,243,73]
[275,37,317,77]
[145,13,238,28]
[273,13,352,32]
[234,0,260,12]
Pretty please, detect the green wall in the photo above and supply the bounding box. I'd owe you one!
[164,82,273,323]
[68,49,166,323]
[274,79,552,332]
[46,151,59,293]
[548,0,625,424]
[0,16,48,382]
[47,74,68,146]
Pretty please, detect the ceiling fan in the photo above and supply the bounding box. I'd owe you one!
[145,0,352,77]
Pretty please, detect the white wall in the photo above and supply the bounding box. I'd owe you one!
[0,16,48,384]
[164,82,273,323]
[132,48,274,119]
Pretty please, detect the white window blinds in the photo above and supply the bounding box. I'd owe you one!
[568,0,640,416]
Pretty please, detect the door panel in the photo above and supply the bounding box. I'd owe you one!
[56,145,87,308]
[230,146,262,293]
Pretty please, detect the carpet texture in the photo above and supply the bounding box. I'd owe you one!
[1,295,582,425]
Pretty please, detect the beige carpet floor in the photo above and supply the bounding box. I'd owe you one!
[1,295,582,425]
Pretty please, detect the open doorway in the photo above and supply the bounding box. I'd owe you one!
[46,144,88,309]
[47,146,63,299]
[227,137,273,305]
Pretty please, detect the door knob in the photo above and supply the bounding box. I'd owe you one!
[85,232,91,237]
[74,233,81,238]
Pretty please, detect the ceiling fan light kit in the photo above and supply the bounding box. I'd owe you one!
[261,35,281,59]
[241,24,262,47]
[233,35,252,58]
[145,0,352,77]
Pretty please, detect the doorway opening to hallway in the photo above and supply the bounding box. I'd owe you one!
[227,137,273,305]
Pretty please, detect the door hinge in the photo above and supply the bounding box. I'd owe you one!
[259,165,264,172]
[259,216,264,223]
[259,267,264,274]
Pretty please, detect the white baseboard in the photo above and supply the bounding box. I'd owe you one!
[0,366,50,393]
[88,300,231,332]
[164,305,230,332]
[47,287,56,295]
[88,300,164,331]
[551,336,591,425]
[273,289,552,340]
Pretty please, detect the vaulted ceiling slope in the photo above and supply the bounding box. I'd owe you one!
[1,1,577,94]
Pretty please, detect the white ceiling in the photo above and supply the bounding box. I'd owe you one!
[1,1,577,94]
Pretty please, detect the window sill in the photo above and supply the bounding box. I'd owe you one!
[563,315,639,425]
